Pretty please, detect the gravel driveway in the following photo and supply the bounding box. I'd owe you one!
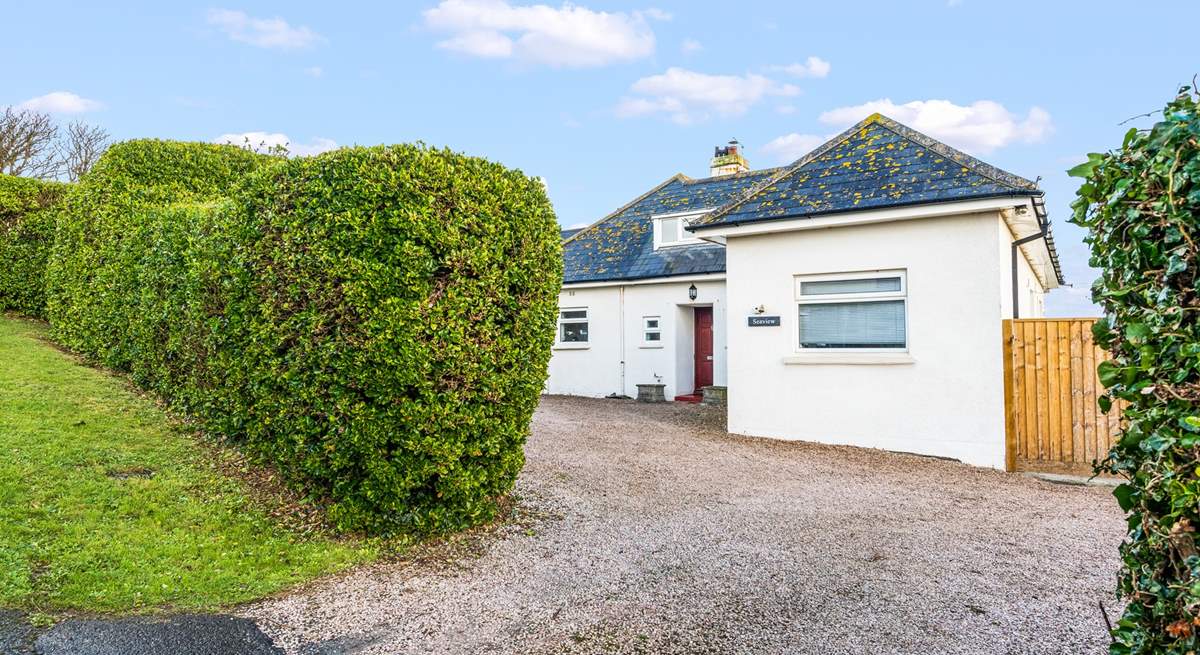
[244,396,1125,655]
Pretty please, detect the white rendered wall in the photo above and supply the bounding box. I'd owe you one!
[724,212,1011,469]
[998,219,1048,319]
[546,277,727,399]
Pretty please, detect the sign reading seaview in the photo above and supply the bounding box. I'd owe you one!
[747,315,781,327]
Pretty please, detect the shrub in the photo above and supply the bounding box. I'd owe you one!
[45,139,269,363]
[46,140,562,534]
[0,175,68,316]
[1069,86,1200,653]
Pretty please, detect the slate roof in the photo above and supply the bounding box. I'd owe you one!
[562,168,781,284]
[560,228,583,240]
[690,113,1042,229]
[564,113,1063,285]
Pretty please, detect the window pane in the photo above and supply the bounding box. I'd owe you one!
[561,309,587,320]
[799,300,905,348]
[645,318,659,329]
[645,332,661,342]
[561,322,588,342]
[801,277,901,296]
[660,218,680,243]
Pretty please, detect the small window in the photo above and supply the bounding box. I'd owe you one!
[643,316,661,345]
[659,218,681,246]
[795,271,907,351]
[559,308,588,343]
[652,211,705,249]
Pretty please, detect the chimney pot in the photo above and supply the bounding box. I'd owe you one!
[709,138,749,177]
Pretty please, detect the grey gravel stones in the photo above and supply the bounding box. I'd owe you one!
[244,396,1123,655]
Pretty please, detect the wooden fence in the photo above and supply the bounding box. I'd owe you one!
[1002,318,1123,475]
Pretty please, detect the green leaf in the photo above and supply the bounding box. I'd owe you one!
[1125,323,1152,343]
[1167,252,1188,276]
[1067,153,1105,179]
[1098,360,1122,387]
[1113,484,1136,511]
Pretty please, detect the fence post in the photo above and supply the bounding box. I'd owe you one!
[1002,319,1017,472]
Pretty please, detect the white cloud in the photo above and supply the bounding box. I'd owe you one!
[422,0,659,68]
[616,68,799,125]
[818,98,1053,154]
[438,29,514,58]
[681,38,702,54]
[207,9,323,50]
[213,132,338,157]
[772,56,831,79]
[304,66,324,77]
[761,133,826,163]
[16,91,102,114]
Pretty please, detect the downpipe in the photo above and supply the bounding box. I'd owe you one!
[1011,221,1048,319]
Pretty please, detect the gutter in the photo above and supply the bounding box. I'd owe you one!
[1011,195,1057,318]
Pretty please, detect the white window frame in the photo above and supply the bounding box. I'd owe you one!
[557,307,589,346]
[652,210,707,250]
[641,315,662,347]
[793,269,908,354]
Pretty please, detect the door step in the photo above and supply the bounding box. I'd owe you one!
[673,394,703,404]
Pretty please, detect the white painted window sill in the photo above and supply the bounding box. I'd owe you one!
[781,352,915,365]
[638,344,664,349]
[553,343,590,351]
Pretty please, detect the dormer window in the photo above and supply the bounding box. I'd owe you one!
[653,210,708,250]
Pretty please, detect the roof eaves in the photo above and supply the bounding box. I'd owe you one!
[561,173,690,246]
[564,269,726,285]
[1029,194,1066,286]
[688,190,1041,232]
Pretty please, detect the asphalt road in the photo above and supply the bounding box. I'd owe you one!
[0,612,282,655]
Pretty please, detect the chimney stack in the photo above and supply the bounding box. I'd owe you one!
[709,139,749,177]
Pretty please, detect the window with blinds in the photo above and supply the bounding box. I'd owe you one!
[795,271,907,350]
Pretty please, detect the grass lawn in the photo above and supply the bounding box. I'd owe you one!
[0,315,374,614]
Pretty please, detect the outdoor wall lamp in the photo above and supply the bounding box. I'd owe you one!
[688,284,698,301]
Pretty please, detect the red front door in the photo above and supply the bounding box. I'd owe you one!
[693,307,713,392]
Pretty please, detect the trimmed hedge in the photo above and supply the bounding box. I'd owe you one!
[46,140,562,534]
[0,175,68,316]
[45,140,268,364]
[1069,87,1200,652]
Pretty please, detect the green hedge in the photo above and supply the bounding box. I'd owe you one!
[45,140,268,364]
[46,140,562,534]
[1069,87,1200,652]
[0,175,68,316]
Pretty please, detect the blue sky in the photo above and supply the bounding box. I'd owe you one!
[5,1,1197,315]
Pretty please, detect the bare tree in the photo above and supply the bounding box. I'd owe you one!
[61,121,110,182]
[0,108,61,178]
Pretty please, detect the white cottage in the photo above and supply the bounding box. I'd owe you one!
[547,114,1063,469]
